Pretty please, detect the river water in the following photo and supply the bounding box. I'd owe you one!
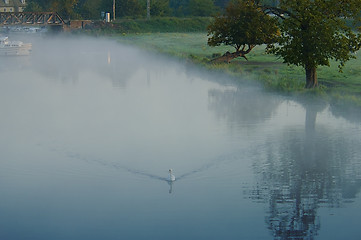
[1,36,361,240]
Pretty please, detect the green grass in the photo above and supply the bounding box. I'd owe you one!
[112,32,361,107]
[115,32,281,62]
[115,33,302,84]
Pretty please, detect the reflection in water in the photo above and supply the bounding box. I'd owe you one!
[2,35,361,240]
[28,36,140,88]
[249,102,361,239]
[107,51,111,64]
[168,181,174,194]
[208,87,280,126]
[207,87,361,239]
[330,101,361,124]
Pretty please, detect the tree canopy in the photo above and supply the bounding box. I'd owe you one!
[150,0,172,17]
[208,0,361,88]
[188,0,218,16]
[207,0,279,62]
[26,0,221,19]
[266,0,361,88]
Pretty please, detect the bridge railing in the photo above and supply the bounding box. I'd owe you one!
[0,12,66,25]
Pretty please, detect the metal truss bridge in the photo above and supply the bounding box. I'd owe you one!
[0,12,66,26]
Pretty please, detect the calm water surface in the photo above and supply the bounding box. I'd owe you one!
[1,36,361,240]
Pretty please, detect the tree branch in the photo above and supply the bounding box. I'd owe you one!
[211,48,253,63]
[262,6,300,23]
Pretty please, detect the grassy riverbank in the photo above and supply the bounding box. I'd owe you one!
[81,17,361,108]
[112,32,361,106]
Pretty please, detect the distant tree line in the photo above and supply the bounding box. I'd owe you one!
[26,0,265,19]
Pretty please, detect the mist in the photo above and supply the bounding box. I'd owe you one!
[1,33,361,240]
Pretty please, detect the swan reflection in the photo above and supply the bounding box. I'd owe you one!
[168,181,174,194]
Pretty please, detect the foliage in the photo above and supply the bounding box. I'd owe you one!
[27,0,49,9]
[76,0,103,20]
[25,2,43,12]
[188,0,218,16]
[260,0,279,7]
[26,0,79,18]
[169,0,190,16]
[150,0,172,17]
[50,0,79,19]
[94,17,212,33]
[266,0,361,88]
[27,0,219,19]
[263,75,305,92]
[214,0,231,9]
[117,0,145,17]
[207,0,279,60]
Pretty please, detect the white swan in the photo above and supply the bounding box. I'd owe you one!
[168,169,176,182]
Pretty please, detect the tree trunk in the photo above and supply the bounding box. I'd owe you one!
[305,67,318,88]
[211,51,248,63]
[305,106,317,134]
[211,45,254,64]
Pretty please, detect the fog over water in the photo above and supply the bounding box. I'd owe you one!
[1,34,361,240]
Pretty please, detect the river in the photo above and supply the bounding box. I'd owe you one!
[1,35,361,240]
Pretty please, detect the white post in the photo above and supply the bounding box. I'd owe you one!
[113,0,116,21]
[147,0,150,20]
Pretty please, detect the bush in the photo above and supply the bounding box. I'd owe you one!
[107,17,212,33]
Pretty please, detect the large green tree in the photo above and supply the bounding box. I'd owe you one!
[169,0,190,16]
[189,0,218,16]
[27,0,79,19]
[49,0,79,19]
[76,0,103,19]
[150,0,171,17]
[25,1,44,12]
[116,0,144,17]
[214,0,231,9]
[266,0,361,88]
[207,0,279,62]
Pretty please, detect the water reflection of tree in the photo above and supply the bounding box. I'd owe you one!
[249,102,361,239]
[28,38,140,88]
[208,87,281,125]
[329,103,361,124]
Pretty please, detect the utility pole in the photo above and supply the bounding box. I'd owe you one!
[147,0,150,20]
[113,0,116,21]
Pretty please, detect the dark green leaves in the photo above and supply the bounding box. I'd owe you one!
[207,0,279,51]
[268,0,361,70]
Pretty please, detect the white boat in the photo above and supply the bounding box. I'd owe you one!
[0,36,32,56]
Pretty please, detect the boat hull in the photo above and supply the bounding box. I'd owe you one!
[0,43,32,56]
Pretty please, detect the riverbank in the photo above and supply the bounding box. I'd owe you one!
[78,18,361,108]
[111,32,361,107]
